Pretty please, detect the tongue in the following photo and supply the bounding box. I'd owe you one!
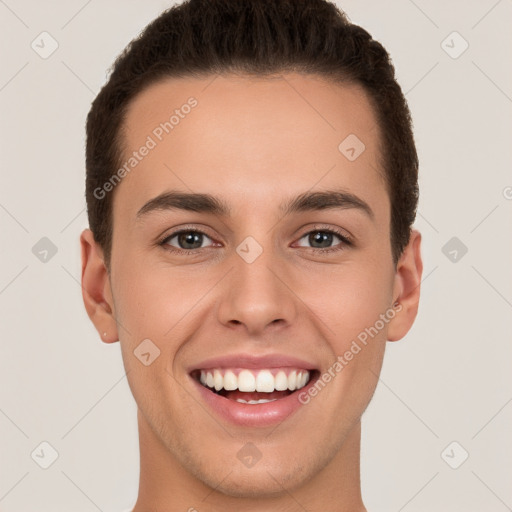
[222,389,292,401]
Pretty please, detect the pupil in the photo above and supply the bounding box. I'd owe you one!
[179,232,202,249]
[311,231,332,248]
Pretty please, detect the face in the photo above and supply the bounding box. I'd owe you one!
[81,73,422,497]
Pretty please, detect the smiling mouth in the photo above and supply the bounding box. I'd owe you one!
[191,367,319,404]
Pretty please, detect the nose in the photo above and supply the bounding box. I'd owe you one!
[216,246,299,336]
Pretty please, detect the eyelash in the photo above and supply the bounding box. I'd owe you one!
[157,225,353,256]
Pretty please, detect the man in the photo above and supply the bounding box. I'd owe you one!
[80,0,423,510]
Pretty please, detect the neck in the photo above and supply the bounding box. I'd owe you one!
[132,409,367,512]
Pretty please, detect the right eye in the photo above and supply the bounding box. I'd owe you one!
[160,229,216,253]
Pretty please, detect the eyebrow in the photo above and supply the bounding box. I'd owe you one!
[135,189,374,221]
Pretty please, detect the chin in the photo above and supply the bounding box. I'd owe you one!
[199,462,310,499]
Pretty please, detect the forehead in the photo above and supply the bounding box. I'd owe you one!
[115,73,386,221]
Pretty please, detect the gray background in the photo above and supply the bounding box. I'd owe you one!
[0,1,511,510]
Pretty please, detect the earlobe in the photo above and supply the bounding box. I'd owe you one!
[80,228,119,343]
[387,229,423,342]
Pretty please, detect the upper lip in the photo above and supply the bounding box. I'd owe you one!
[188,353,319,372]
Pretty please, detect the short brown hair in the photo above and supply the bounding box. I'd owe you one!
[85,0,418,270]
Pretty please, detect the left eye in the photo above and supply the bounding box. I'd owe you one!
[295,230,346,250]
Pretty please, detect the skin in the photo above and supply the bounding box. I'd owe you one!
[80,73,422,511]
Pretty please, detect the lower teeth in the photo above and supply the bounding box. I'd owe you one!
[235,398,278,404]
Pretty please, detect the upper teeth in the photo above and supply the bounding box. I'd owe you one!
[199,369,310,392]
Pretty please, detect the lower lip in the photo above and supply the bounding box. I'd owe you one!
[191,375,316,428]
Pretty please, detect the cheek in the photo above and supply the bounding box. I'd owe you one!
[112,255,204,338]
[113,268,191,424]
[311,264,392,407]
[305,262,394,345]
[112,261,218,400]
[303,262,392,403]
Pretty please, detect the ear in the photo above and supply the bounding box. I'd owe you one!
[387,229,423,342]
[80,228,119,343]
